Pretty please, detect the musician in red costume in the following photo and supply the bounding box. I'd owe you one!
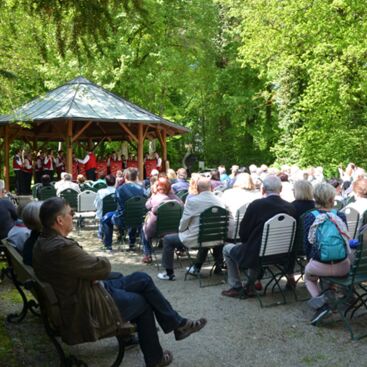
[13,149,23,195]
[77,151,97,181]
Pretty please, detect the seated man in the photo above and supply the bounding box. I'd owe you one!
[56,173,81,195]
[33,197,207,367]
[111,167,147,250]
[222,175,297,298]
[158,177,225,281]
[94,174,116,242]
[0,179,17,240]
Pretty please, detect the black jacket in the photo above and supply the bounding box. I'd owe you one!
[230,195,297,269]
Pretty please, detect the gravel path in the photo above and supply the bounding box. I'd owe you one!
[1,227,367,367]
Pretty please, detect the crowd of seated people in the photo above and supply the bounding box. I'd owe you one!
[2,158,367,344]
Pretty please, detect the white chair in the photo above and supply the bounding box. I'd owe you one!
[341,206,360,239]
[75,190,97,230]
[232,203,249,243]
[256,213,297,307]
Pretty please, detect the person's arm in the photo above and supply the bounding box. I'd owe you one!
[60,240,111,280]
[76,154,90,164]
[303,212,316,260]
[179,199,195,232]
[238,201,257,243]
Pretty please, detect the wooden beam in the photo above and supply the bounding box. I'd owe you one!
[143,125,149,141]
[118,122,138,143]
[72,121,92,143]
[92,137,106,151]
[138,123,144,180]
[4,126,10,191]
[66,120,73,173]
[161,128,167,172]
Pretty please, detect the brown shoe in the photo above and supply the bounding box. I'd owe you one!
[221,287,242,298]
[174,318,207,341]
[142,255,153,264]
[151,350,173,367]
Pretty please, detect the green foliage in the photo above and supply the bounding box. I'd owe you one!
[1,0,367,173]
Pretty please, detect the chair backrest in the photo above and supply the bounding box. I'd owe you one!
[259,213,297,257]
[156,201,183,238]
[58,188,79,210]
[102,193,117,216]
[37,185,57,201]
[176,190,188,203]
[341,206,360,239]
[78,190,97,212]
[213,190,224,198]
[333,199,344,210]
[93,182,107,190]
[350,229,367,282]
[233,203,249,241]
[198,206,228,246]
[123,196,147,228]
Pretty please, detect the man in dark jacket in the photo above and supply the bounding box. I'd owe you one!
[33,197,206,367]
[222,175,297,298]
[0,180,17,240]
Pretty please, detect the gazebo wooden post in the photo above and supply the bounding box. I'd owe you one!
[66,120,73,174]
[162,128,167,171]
[4,126,10,191]
[137,123,144,180]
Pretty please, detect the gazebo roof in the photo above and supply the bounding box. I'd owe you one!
[0,76,189,137]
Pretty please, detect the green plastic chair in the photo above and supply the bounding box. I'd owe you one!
[184,206,228,287]
[102,193,117,217]
[37,186,57,201]
[319,230,367,340]
[123,196,147,228]
[176,190,188,203]
[155,201,183,240]
[93,182,107,191]
[58,188,79,210]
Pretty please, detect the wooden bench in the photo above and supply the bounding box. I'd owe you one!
[2,240,135,366]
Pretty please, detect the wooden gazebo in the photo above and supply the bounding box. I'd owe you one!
[0,77,189,190]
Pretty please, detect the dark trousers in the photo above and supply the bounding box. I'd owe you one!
[86,168,96,181]
[162,233,223,271]
[101,213,147,249]
[104,272,183,366]
[22,172,32,195]
[14,170,22,195]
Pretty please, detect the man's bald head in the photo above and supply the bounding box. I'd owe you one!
[197,177,212,193]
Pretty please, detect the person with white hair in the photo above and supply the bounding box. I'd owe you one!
[222,175,297,298]
[56,173,81,195]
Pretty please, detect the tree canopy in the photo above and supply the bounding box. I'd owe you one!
[1,0,366,175]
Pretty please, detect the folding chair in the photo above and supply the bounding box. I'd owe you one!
[75,190,97,230]
[37,186,56,201]
[93,182,107,191]
[333,199,344,210]
[341,206,360,239]
[232,203,249,243]
[58,188,79,211]
[184,206,228,287]
[255,213,297,307]
[153,201,183,268]
[102,193,117,216]
[118,196,147,248]
[176,190,188,203]
[319,230,367,340]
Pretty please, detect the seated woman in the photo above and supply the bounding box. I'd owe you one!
[303,182,351,325]
[210,169,222,191]
[142,177,183,263]
[22,201,43,266]
[345,178,367,227]
[292,180,315,220]
[221,173,260,240]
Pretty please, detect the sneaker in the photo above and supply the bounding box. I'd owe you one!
[157,272,176,281]
[174,318,207,341]
[186,266,200,276]
[221,287,243,298]
[150,350,173,367]
[311,304,332,326]
[308,294,327,310]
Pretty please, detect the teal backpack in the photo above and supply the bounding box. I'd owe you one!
[311,210,347,262]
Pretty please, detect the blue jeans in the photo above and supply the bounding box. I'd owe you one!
[103,272,184,366]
